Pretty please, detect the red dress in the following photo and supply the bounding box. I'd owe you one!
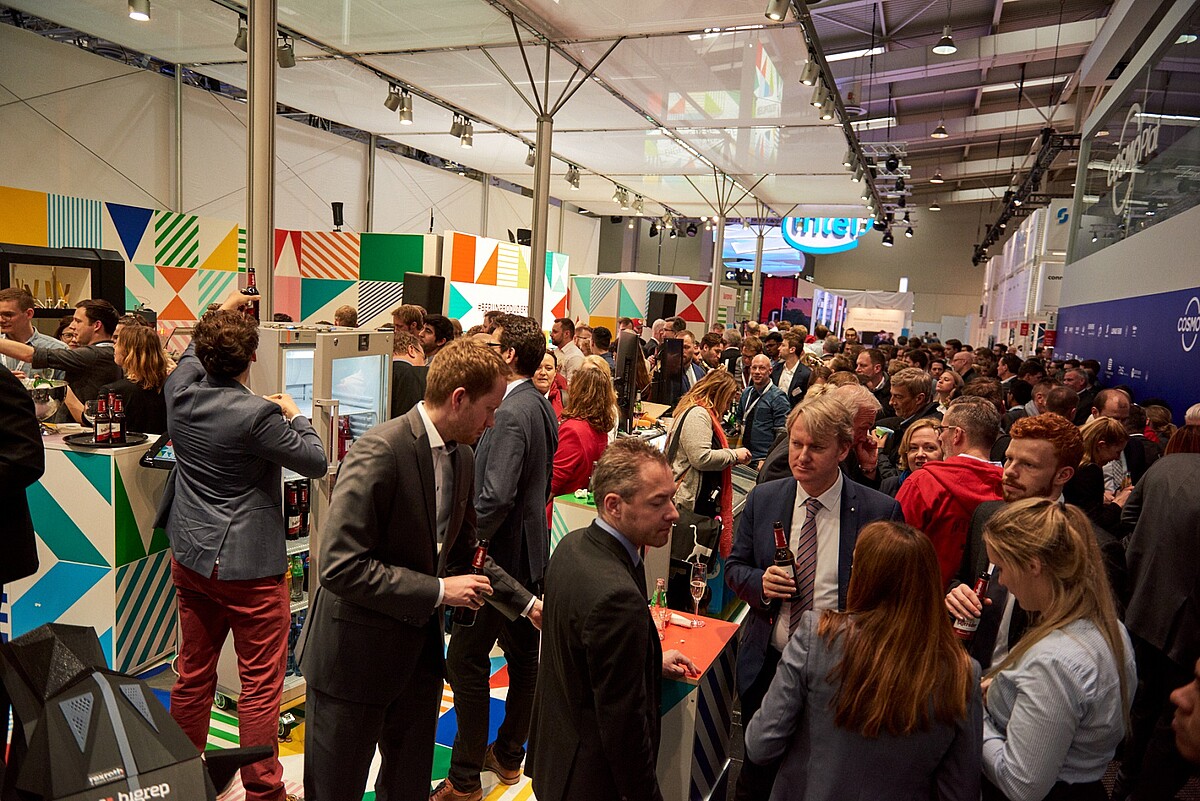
[547,418,609,526]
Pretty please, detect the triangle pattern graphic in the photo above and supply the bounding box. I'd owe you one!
[135,263,156,287]
[158,266,195,294]
[618,284,642,318]
[159,295,195,322]
[551,296,568,319]
[679,282,707,302]
[64,450,111,503]
[448,284,473,320]
[588,277,618,313]
[573,278,591,315]
[300,279,355,322]
[106,203,153,261]
[200,226,239,273]
[113,467,146,565]
[476,247,499,286]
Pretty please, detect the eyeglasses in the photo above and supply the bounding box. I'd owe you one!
[485,341,503,349]
[933,424,962,435]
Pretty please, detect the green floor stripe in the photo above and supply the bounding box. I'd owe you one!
[211,709,239,726]
[207,727,239,745]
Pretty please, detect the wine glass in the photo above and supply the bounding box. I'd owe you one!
[689,560,707,628]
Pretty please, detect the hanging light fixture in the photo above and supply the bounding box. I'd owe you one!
[810,81,830,109]
[799,59,820,86]
[565,165,580,189]
[819,103,835,122]
[525,146,536,167]
[852,163,864,183]
[930,169,945,184]
[765,0,789,22]
[843,149,855,169]
[895,176,905,192]
[628,219,635,229]
[930,200,942,211]
[881,229,895,247]
[933,24,957,55]
[612,187,623,204]
[449,115,464,138]
[633,195,644,216]
[276,36,296,68]
[128,0,150,22]
[384,85,402,112]
[234,17,248,52]
[398,90,413,125]
[931,120,949,139]
[459,119,474,148]
[905,227,914,238]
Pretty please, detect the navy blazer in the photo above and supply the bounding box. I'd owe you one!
[725,475,903,696]
[154,344,327,580]
[770,360,812,407]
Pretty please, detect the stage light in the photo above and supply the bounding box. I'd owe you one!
[277,36,296,68]
[525,146,536,167]
[384,85,402,112]
[765,0,789,22]
[881,230,894,247]
[931,121,949,139]
[932,25,957,55]
[128,0,150,22]
[234,18,248,52]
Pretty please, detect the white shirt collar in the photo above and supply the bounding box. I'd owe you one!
[504,376,530,398]
[415,400,449,450]
[796,469,844,510]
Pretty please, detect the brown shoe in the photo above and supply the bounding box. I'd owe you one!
[429,779,482,801]
[482,743,522,786]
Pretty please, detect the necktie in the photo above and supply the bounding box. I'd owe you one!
[435,443,457,546]
[790,497,822,638]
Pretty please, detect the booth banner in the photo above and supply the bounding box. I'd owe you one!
[1056,285,1200,422]
[443,231,569,328]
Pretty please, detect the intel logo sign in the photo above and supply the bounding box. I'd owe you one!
[781,217,870,255]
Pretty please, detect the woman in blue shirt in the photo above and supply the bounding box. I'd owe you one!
[981,498,1135,801]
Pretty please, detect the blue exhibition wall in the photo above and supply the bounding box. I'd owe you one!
[1056,286,1200,423]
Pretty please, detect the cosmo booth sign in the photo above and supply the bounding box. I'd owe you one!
[781,217,871,254]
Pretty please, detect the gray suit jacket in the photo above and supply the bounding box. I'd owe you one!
[1122,453,1200,666]
[154,344,327,580]
[473,379,558,588]
[744,612,982,801]
[297,406,533,703]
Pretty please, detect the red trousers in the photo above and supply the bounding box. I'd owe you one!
[170,559,289,801]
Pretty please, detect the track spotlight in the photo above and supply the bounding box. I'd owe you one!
[384,85,402,112]
[277,36,296,68]
[930,170,944,184]
[898,194,907,208]
[905,227,914,238]
[628,219,635,229]
[852,164,864,183]
[930,200,942,211]
[525,146,536,167]
[565,165,580,189]
[686,222,698,237]
[449,115,464,138]
[649,222,659,237]
[843,149,855,168]
[669,226,678,239]
[903,211,911,223]
[128,0,150,22]
[999,220,1006,229]
[460,120,473,148]
[819,104,835,122]
[932,25,957,55]
[895,176,905,192]
[612,187,623,204]
[765,0,789,22]
[885,154,900,173]
[398,91,413,125]
[1013,195,1023,207]
[234,18,248,52]
[881,230,894,247]
[799,59,820,86]
[873,218,888,232]
[810,81,830,109]
[633,195,644,216]
[931,121,949,139]
[861,185,871,201]
[1091,233,1098,243]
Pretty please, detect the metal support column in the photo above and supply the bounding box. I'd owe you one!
[528,114,553,324]
[480,173,491,238]
[750,230,765,324]
[366,134,376,232]
[708,213,726,325]
[246,0,276,317]
[174,66,183,212]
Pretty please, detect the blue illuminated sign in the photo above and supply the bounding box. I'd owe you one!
[780,217,871,254]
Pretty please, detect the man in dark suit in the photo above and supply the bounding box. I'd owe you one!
[679,331,706,392]
[0,363,44,797]
[1112,453,1200,801]
[726,393,902,800]
[390,328,428,419]
[528,437,698,801]
[1122,404,1160,486]
[437,315,557,800]
[770,330,811,408]
[876,367,941,461]
[298,339,534,801]
[945,414,1083,669]
[155,294,327,801]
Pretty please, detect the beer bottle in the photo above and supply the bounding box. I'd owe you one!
[242,264,260,321]
[297,479,311,537]
[285,481,301,540]
[110,393,126,444]
[772,521,796,596]
[290,555,305,602]
[452,539,491,627]
[651,577,669,639]
[94,394,111,444]
[953,568,992,641]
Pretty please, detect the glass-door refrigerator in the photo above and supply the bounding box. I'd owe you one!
[209,323,392,712]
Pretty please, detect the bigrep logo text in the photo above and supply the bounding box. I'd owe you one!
[98,783,171,801]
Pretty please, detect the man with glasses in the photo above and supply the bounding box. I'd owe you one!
[896,396,1003,588]
[0,288,66,381]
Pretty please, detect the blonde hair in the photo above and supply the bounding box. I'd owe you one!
[1079,416,1129,467]
[983,498,1131,727]
[785,392,855,448]
[672,369,738,421]
[896,418,942,471]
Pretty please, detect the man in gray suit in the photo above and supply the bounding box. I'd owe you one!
[298,338,535,801]
[156,292,327,801]
[437,314,555,801]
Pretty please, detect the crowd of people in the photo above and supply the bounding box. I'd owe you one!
[5,292,1200,801]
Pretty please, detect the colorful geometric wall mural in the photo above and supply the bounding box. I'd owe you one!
[442,231,570,329]
[569,273,710,336]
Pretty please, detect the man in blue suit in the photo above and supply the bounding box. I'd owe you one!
[726,393,902,801]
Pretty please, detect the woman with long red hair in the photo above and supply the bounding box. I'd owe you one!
[744,520,981,800]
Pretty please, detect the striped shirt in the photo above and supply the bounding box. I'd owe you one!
[983,618,1135,801]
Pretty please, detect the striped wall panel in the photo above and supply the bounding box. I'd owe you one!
[237,227,247,270]
[48,195,101,248]
[358,280,405,327]
[115,549,176,674]
[300,232,360,280]
[154,212,200,268]
[690,639,736,801]
[198,269,238,312]
[496,243,521,288]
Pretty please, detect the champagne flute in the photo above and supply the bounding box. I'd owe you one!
[689,560,707,628]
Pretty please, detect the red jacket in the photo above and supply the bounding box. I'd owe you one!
[897,456,1004,588]
[547,418,609,527]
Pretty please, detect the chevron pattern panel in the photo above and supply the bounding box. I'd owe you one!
[300,232,360,280]
[154,211,200,269]
[115,550,176,674]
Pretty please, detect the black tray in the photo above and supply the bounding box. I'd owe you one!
[63,432,150,448]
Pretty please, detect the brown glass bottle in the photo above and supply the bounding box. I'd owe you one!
[952,569,991,641]
[242,264,260,321]
[452,539,491,627]
[110,393,126,444]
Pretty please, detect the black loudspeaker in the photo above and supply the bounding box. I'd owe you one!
[331,201,344,231]
[403,273,446,315]
[647,291,677,322]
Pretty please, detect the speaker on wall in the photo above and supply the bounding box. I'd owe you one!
[403,274,447,315]
[647,291,677,322]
